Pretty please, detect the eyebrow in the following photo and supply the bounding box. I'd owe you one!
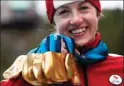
[78,1,85,6]
[57,5,69,10]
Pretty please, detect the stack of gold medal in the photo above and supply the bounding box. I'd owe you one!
[3,52,81,85]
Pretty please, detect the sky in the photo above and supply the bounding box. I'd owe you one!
[35,1,123,18]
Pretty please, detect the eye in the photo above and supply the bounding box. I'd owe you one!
[79,6,89,10]
[59,10,69,15]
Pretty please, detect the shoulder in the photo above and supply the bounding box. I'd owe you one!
[106,53,123,62]
[108,53,123,58]
[99,53,123,67]
[90,53,123,72]
[94,53,123,67]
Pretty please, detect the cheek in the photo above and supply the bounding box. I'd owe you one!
[75,15,99,46]
[56,19,69,34]
[92,18,98,33]
[88,16,99,40]
[88,16,98,38]
[86,14,99,31]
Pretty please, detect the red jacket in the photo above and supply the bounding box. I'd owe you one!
[1,54,123,86]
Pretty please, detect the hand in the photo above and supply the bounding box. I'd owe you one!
[36,34,75,54]
[23,34,81,85]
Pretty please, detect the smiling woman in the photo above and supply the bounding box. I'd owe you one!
[1,0,123,86]
[53,1,100,46]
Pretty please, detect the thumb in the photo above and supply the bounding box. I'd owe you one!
[61,39,68,56]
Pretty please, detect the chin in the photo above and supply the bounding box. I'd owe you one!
[75,41,86,47]
[75,38,92,47]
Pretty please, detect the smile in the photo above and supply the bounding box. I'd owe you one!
[71,28,86,34]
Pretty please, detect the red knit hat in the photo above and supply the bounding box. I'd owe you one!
[45,0,101,23]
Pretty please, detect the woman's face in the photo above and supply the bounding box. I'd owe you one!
[54,1,101,46]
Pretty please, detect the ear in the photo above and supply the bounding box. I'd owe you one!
[53,24,56,29]
[97,13,102,20]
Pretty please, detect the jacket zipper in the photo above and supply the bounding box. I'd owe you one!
[82,65,88,86]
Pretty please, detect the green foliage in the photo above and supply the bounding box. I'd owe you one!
[99,9,124,55]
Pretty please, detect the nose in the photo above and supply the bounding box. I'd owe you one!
[70,12,83,25]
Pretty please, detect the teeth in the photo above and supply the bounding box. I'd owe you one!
[72,28,86,34]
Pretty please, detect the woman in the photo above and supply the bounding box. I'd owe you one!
[1,0,123,86]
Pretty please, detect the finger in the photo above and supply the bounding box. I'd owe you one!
[61,39,66,49]
[61,48,68,56]
[75,48,80,55]
[61,39,68,55]
[61,35,75,54]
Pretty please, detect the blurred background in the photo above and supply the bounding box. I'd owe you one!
[0,1,123,80]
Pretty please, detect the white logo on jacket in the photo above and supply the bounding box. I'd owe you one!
[109,74,122,85]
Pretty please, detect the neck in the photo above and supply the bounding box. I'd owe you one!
[84,32,101,49]
[78,32,101,53]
